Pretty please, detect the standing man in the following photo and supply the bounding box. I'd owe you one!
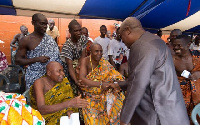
[172,35,200,116]
[108,27,127,70]
[60,19,88,93]
[81,27,93,56]
[10,25,29,48]
[15,13,61,89]
[10,25,29,64]
[94,25,110,60]
[112,17,189,125]
[46,19,60,43]
[167,29,182,55]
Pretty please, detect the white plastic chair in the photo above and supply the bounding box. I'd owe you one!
[191,103,200,125]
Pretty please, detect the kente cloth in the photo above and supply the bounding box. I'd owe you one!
[25,34,61,89]
[0,92,45,125]
[29,77,78,125]
[178,50,200,115]
[82,58,125,125]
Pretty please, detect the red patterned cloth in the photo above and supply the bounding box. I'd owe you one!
[178,51,200,115]
[0,51,8,72]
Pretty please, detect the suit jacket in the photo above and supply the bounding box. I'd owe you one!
[120,32,189,125]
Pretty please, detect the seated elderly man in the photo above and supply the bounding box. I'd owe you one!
[79,43,125,125]
[30,61,88,125]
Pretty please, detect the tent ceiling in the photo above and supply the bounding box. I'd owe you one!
[0,0,200,34]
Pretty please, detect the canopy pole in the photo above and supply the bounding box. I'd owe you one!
[129,0,148,17]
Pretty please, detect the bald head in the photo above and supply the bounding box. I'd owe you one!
[119,17,145,48]
[20,25,28,35]
[32,13,46,22]
[46,61,64,83]
[46,61,62,72]
[90,43,102,61]
[120,17,143,31]
[90,43,102,51]
[170,29,182,40]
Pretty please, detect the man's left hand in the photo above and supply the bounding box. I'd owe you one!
[190,71,200,81]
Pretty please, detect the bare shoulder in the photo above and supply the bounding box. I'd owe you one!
[18,34,30,45]
[80,56,90,70]
[34,77,46,89]
[81,56,89,64]
[14,33,21,38]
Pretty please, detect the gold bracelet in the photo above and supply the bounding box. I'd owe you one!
[100,81,103,89]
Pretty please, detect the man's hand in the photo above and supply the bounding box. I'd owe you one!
[190,71,200,81]
[120,121,127,125]
[76,80,88,88]
[37,56,50,63]
[67,110,73,119]
[69,95,88,108]
[107,83,121,91]
[101,82,109,91]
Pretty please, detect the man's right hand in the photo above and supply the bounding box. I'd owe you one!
[37,56,50,63]
[101,82,110,90]
[76,80,88,88]
[107,83,121,91]
[69,95,88,108]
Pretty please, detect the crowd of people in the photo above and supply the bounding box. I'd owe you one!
[1,12,200,125]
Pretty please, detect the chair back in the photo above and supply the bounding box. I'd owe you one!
[1,65,25,93]
[22,89,31,105]
[0,74,10,92]
[191,103,200,125]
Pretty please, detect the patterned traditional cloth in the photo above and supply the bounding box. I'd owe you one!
[82,58,125,125]
[30,77,78,125]
[86,40,93,56]
[178,50,200,115]
[25,34,61,89]
[60,35,87,62]
[0,92,45,125]
[0,51,8,72]
[60,35,88,96]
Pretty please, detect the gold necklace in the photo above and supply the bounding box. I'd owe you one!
[90,55,94,72]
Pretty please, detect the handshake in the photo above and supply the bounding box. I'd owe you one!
[104,82,122,93]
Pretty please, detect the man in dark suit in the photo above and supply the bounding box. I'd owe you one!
[111,17,189,125]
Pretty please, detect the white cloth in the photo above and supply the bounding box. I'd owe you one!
[189,42,200,50]
[60,113,80,125]
[88,37,94,42]
[94,36,110,60]
[108,39,128,64]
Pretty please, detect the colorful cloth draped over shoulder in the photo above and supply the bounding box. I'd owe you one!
[0,92,45,125]
[26,34,61,89]
[30,77,78,125]
[82,58,125,125]
[178,50,200,115]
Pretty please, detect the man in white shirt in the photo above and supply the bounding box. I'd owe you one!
[94,25,110,60]
[46,19,60,43]
[108,27,127,70]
